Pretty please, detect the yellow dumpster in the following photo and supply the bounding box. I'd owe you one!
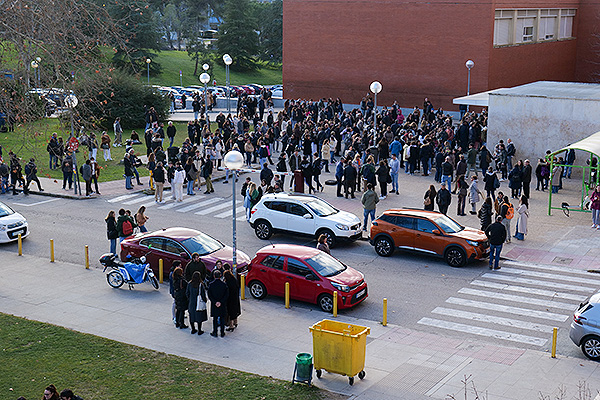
[309,319,370,385]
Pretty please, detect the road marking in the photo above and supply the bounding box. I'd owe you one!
[503,260,599,277]
[194,202,231,215]
[13,198,60,207]
[107,194,140,203]
[177,198,220,212]
[122,196,155,205]
[471,280,588,302]
[214,206,246,219]
[446,297,568,322]
[158,196,196,209]
[417,317,547,346]
[431,307,555,333]
[502,268,600,286]
[458,288,575,310]
[482,273,596,293]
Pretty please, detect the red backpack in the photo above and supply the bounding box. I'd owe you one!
[122,219,134,236]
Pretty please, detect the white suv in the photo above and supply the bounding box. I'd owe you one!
[249,193,362,247]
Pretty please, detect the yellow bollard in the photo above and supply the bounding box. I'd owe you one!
[240,275,245,300]
[158,258,164,284]
[551,327,558,358]
[333,291,338,317]
[285,282,290,309]
[18,234,22,256]
[85,245,89,269]
[50,239,55,262]
[383,298,388,326]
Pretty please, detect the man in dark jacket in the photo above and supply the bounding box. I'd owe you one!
[343,160,357,199]
[485,216,507,270]
[185,252,208,282]
[81,159,92,197]
[208,270,229,337]
[260,162,274,186]
[24,158,43,193]
[522,159,532,199]
[335,158,345,197]
[166,121,177,148]
[435,183,452,215]
[124,153,134,190]
[440,156,454,193]
[276,153,287,188]
[116,208,136,242]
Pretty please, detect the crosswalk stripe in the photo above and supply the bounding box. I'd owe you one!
[417,317,547,346]
[502,268,600,286]
[446,297,568,321]
[214,206,246,219]
[458,288,575,310]
[431,307,555,333]
[108,194,140,203]
[471,280,588,302]
[482,273,596,293]
[503,260,600,277]
[194,202,231,215]
[123,196,154,205]
[177,198,220,213]
[158,196,197,209]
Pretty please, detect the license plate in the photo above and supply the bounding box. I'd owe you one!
[356,288,366,298]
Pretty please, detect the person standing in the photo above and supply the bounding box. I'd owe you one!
[424,184,436,211]
[105,210,118,255]
[514,195,529,241]
[456,175,468,216]
[300,155,314,194]
[47,132,59,169]
[184,157,197,196]
[113,117,123,147]
[591,186,600,229]
[244,181,257,221]
[376,160,389,199]
[361,183,379,231]
[208,269,229,337]
[435,182,452,215]
[276,153,288,188]
[184,252,208,282]
[202,155,214,194]
[90,157,100,194]
[508,161,523,199]
[24,158,43,193]
[440,156,454,193]
[522,159,532,199]
[153,161,165,203]
[483,166,499,200]
[321,139,331,173]
[0,159,8,194]
[81,159,92,197]
[335,157,345,197]
[389,154,400,195]
[478,197,493,231]
[317,234,331,254]
[166,121,176,148]
[499,195,513,243]
[343,159,357,199]
[466,144,478,177]
[312,153,324,192]
[468,175,483,215]
[116,208,136,242]
[123,153,134,190]
[135,206,149,233]
[186,271,208,335]
[101,131,112,161]
[173,162,185,202]
[224,265,241,332]
[172,267,188,329]
[485,216,507,270]
[61,153,74,190]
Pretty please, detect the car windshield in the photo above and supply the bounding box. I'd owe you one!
[0,203,15,218]
[180,233,224,256]
[304,199,338,217]
[433,215,464,233]
[305,252,347,277]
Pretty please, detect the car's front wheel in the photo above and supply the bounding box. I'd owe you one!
[318,294,334,313]
[444,246,467,267]
[249,280,267,300]
[374,236,394,257]
[581,336,600,361]
[254,220,273,240]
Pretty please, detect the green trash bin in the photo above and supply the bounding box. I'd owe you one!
[294,353,313,383]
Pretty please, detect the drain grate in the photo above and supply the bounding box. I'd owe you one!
[553,257,573,265]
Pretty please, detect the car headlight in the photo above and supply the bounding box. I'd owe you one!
[335,224,349,231]
[331,282,350,292]
[0,224,6,231]
[466,240,479,247]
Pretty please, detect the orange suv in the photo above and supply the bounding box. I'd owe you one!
[369,208,489,267]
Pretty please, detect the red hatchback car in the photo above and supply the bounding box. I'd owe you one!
[246,244,368,312]
[120,227,251,281]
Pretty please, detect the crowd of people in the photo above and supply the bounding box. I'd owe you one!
[14,383,83,400]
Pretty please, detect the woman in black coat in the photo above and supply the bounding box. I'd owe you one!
[223,266,241,332]
[172,267,188,329]
[186,271,208,335]
[105,210,119,255]
[424,185,436,211]
[478,197,493,231]
[208,269,229,337]
[508,161,523,199]
[376,160,389,199]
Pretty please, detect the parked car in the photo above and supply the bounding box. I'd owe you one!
[570,292,600,360]
[0,202,29,243]
[249,193,362,247]
[120,227,251,280]
[369,208,489,267]
[246,244,368,312]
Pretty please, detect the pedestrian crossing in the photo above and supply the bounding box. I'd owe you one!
[417,261,600,347]
[107,193,247,221]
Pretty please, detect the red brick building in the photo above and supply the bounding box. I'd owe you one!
[282,0,599,110]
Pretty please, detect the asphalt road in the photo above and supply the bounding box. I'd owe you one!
[0,188,588,360]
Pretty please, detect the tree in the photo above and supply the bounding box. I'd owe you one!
[217,0,259,71]
[256,0,282,64]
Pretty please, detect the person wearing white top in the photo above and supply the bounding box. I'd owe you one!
[172,163,186,202]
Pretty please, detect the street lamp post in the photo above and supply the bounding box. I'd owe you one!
[65,94,82,196]
[223,150,244,274]
[36,57,41,87]
[369,81,382,145]
[465,59,474,112]
[30,60,38,88]
[146,58,151,84]
[179,70,183,86]
[200,64,210,120]
[223,54,232,113]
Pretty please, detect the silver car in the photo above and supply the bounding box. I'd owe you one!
[570,292,600,360]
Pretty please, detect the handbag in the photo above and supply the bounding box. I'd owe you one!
[196,294,207,311]
[424,196,432,206]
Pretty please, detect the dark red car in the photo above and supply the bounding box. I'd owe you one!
[120,227,251,281]
[245,244,368,312]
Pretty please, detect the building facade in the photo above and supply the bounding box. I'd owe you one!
[282,0,599,109]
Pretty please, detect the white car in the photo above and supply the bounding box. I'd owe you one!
[0,202,29,243]
[249,193,362,247]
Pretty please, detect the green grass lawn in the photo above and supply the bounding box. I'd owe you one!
[0,313,331,400]
[149,51,281,87]
[1,119,197,182]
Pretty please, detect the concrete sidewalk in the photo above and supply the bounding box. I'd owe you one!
[1,251,599,399]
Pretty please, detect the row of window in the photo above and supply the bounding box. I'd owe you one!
[494,8,576,46]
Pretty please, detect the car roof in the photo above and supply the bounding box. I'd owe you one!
[139,227,201,241]
[381,208,444,219]
[260,193,320,203]
[256,244,320,258]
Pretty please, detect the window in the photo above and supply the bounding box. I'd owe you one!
[264,201,287,213]
[305,253,346,277]
[140,237,165,250]
[416,219,437,234]
[163,239,186,255]
[560,9,576,39]
[516,11,536,43]
[394,216,415,230]
[260,255,284,270]
[286,258,310,276]
[539,9,558,41]
[494,10,513,46]
[289,204,309,217]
